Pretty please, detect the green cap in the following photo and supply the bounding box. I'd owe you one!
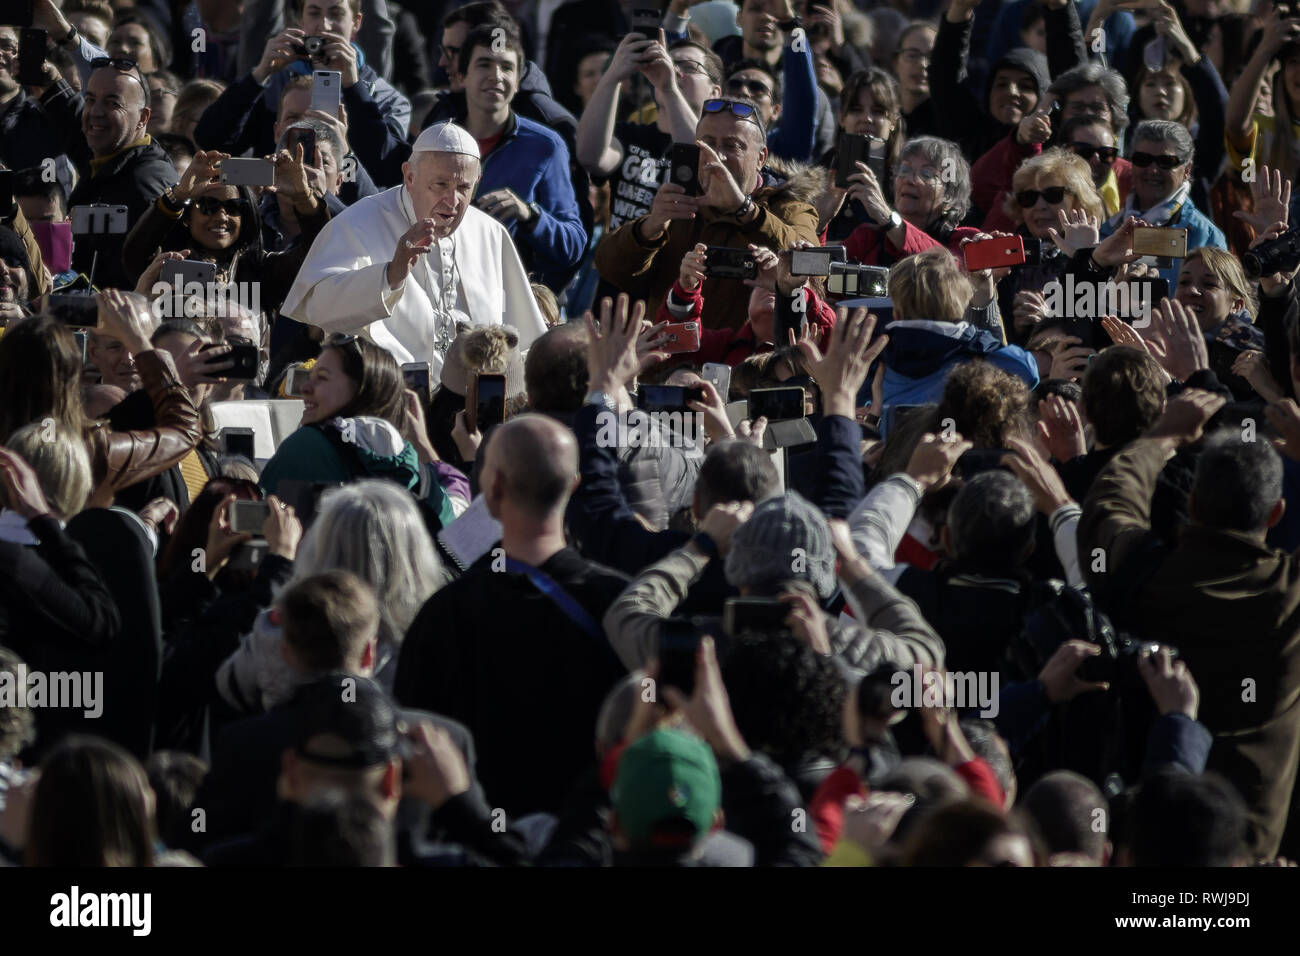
[611,728,722,847]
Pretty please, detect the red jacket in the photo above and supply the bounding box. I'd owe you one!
[656,280,837,366]
[809,756,1007,853]
[843,218,982,265]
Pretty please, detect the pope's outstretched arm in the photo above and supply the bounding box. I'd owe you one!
[281,213,404,334]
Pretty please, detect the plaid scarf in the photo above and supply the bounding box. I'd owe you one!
[1105,180,1190,232]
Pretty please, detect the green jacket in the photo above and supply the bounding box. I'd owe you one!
[260,421,419,499]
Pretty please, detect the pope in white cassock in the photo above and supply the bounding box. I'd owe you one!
[281,121,547,377]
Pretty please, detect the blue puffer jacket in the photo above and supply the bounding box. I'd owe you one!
[879,320,1041,434]
[1100,198,1226,286]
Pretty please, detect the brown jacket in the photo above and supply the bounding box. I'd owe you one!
[594,162,825,331]
[1079,438,1300,857]
[85,349,203,509]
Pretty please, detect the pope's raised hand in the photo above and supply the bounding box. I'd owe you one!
[387,219,439,291]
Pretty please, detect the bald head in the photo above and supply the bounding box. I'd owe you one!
[525,323,591,414]
[483,414,579,520]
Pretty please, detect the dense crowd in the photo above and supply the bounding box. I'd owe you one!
[0,0,1299,869]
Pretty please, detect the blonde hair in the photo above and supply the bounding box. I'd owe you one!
[1184,247,1258,320]
[888,248,972,322]
[1004,147,1104,225]
[5,422,93,520]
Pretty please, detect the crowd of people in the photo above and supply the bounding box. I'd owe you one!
[1,0,1299,869]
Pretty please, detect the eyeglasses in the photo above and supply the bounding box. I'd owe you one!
[1130,150,1184,169]
[703,98,765,133]
[1068,142,1119,163]
[194,197,244,217]
[727,78,772,98]
[675,60,711,78]
[1016,186,1070,207]
[896,163,942,184]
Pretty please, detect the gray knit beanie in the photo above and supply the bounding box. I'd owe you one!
[724,492,835,600]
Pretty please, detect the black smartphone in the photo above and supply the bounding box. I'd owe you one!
[704,246,757,280]
[287,126,317,166]
[229,499,270,535]
[667,143,702,196]
[1125,276,1169,325]
[1021,237,1045,266]
[628,3,665,36]
[637,383,705,413]
[18,28,46,85]
[773,287,805,347]
[220,426,256,460]
[44,292,99,328]
[748,386,805,421]
[218,342,259,380]
[475,372,507,432]
[879,403,926,436]
[956,447,1008,478]
[835,132,870,188]
[657,618,700,696]
[723,597,791,637]
[0,169,12,214]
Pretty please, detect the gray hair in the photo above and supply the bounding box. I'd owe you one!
[899,136,971,222]
[1192,431,1283,532]
[278,119,346,169]
[947,471,1035,568]
[289,480,444,648]
[1130,119,1195,165]
[1048,63,1130,134]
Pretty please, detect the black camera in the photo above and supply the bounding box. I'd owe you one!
[1243,226,1300,279]
[301,35,326,58]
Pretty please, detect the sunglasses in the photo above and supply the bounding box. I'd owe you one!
[194,197,244,217]
[703,98,765,133]
[727,78,772,98]
[1069,142,1119,163]
[89,56,148,93]
[1016,186,1069,207]
[1130,150,1184,169]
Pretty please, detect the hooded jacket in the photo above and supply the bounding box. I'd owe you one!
[258,416,419,499]
[879,320,1040,420]
[930,13,1050,162]
[595,159,825,331]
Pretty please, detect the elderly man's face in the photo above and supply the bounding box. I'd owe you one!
[403,151,482,239]
[697,111,767,197]
[89,334,141,392]
[82,68,151,158]
[1131,137,1190,209]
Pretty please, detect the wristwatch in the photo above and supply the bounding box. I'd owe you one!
[880,210,903,232]
[523,201,543,231]
[60,23,80,47]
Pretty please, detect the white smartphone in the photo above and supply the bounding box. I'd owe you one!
[311,70,342,114]
[285,365,310,398]
[701,362,732,401]
[219,157,275,186]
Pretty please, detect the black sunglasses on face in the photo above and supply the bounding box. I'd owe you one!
[1130,150,1183,169]
[727,78,772,98]
[194,197,244,217]
[1069,142,1119,163]
[1016,186,1069,208]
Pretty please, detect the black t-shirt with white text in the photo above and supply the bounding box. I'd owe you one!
[605,121,673,232]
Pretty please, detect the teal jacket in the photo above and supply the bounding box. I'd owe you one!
[260,420,419,498]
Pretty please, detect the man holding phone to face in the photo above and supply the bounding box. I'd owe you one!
[596,96,821,330]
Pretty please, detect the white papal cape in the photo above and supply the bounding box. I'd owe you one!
[281,184,547,377]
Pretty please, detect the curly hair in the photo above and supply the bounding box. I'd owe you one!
[1005,147,1105,225]
[0,646,37,761]
[722,631,845,765]
[935,360,1032,449]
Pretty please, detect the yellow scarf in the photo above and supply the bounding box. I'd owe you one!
[178,450,209,505]
[1099,167,1121,219]
[89,134,153,177]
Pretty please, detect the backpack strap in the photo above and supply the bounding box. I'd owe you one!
[504,557,604,644]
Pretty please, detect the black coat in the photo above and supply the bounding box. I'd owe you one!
[394,546,629,817]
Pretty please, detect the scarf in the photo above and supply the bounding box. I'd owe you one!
[1105,180,1190,233]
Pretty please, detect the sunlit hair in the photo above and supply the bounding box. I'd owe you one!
[888,247,972,322]
[1004,147,1104,225]
[1183,247,1258,320]
[0,315,89,446]
[5,422,93,520]
[289,480,443,649]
